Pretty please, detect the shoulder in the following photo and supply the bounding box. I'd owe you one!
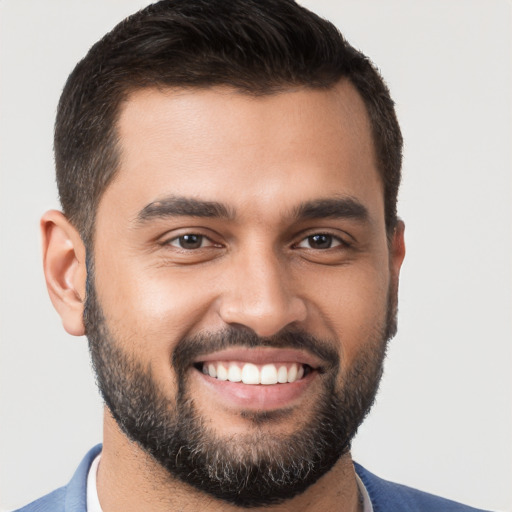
[13,444,102,512]
[354,462,492,512]
[13,487,66,512]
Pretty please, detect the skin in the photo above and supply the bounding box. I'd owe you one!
[42,81,405,512]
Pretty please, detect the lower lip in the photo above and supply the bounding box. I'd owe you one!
[193,369,316,411]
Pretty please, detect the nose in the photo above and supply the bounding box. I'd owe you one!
[218,248,307,337]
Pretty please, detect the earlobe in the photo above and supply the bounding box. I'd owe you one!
[41,210,87,336]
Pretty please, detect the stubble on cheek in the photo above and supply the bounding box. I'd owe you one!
[84,250,397,506]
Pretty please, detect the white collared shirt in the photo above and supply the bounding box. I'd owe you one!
[356,472,374,512]
[86,453,103,512]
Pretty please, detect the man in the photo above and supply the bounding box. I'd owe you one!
[14,0,493,511]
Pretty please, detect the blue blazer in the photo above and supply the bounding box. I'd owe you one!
[15,444,491,511]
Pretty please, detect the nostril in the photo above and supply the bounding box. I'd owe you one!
[218,282,307,338]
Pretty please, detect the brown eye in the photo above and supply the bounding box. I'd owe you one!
[297,233,341,250]
[308,234,333,249]
[169,234,206,249]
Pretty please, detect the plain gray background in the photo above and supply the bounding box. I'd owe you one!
[1,1,510,510]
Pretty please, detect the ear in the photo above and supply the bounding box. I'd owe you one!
[41,210,87,336]
[389,220,406,285]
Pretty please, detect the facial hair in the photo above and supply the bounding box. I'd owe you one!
[84,265,397,507]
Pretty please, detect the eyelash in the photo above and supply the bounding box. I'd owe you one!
[165,234,218,250]
[163,232,350,251]
[294,233,349,250]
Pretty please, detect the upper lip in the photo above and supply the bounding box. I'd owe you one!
[193,347,324,370]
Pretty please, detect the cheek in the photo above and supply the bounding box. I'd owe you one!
[297,260,390,365]
[93,258,220,378]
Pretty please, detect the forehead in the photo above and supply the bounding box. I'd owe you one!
[101,82,383,226]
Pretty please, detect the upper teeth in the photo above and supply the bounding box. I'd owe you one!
[202,362,305,385]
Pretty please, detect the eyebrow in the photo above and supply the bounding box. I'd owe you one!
[135,195,369,225]
[292,197,369,222]
[136,196,234,223]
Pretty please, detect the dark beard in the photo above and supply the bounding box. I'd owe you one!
[84,265,396,507]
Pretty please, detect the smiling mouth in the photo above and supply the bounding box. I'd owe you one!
[194,361,313,385]
[190,348,324,410]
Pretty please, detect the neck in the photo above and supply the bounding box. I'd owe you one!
[97,408,362,512]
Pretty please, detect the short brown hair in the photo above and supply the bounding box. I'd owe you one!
[55,0,402,246]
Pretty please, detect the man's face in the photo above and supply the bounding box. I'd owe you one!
[86,83,404,505]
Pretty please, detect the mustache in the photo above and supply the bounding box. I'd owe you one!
[172,326,340,374]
